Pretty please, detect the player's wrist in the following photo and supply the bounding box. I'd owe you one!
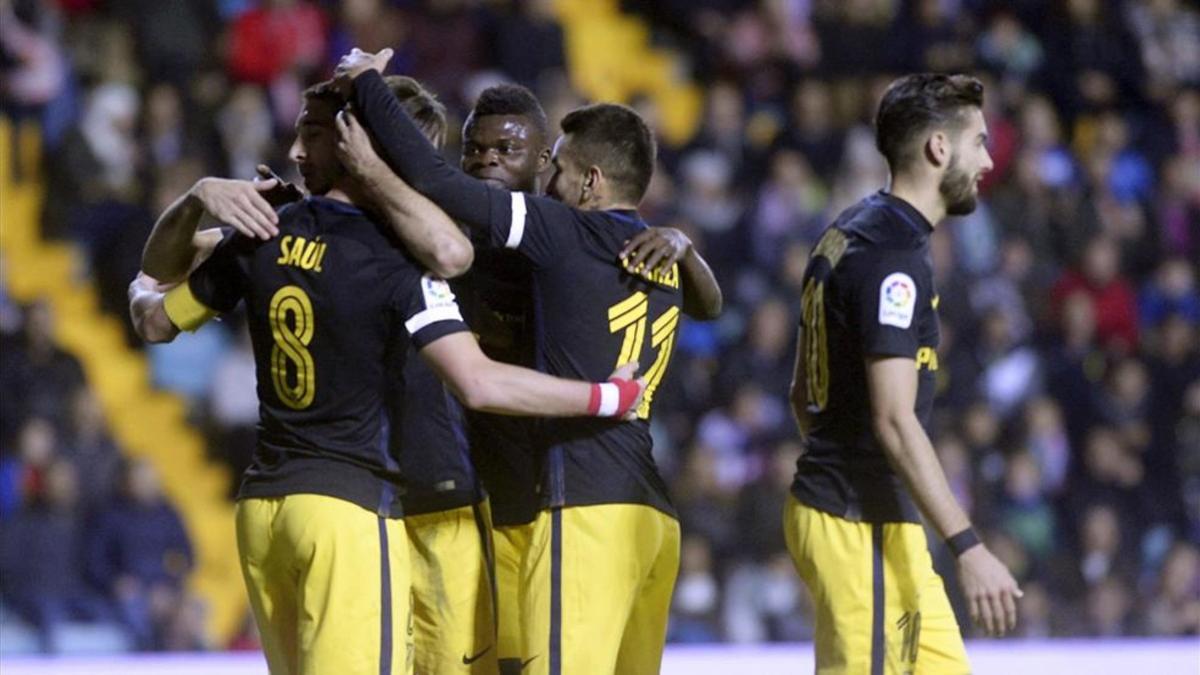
[945,527,982,558]
[587,378,640,417]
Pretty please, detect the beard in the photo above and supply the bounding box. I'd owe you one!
[940,155,978,216]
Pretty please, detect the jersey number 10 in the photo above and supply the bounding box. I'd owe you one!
[268,285,316,410]
[607,291,680,419]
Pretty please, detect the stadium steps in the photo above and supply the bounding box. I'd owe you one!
[0,117,244,646]
[553,0,702,145]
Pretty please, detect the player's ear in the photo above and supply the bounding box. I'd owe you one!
[926,131,950,168]
[536,147,552,172]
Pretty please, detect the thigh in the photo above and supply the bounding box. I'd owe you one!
[237,497,299,675]
[782,495,876,675]
[881,524,969,675]
[275,494,412,675]
[615,510,680,675]
[407,503,497,675]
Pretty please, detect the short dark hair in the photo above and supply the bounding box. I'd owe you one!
[385,75,448,150]
[874,73,984,170]
[468,84,549,139]
[560,103,656,203]
[302,79,345,110]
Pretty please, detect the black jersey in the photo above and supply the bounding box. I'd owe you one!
[352,71,683,517]
[457,245,541,527]
[790,191,940,523]
[163,196,470,517]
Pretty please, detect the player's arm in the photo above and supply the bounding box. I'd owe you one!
[420,333,644,418]
[128,272,180,344]
[334,110,473,278]
[142,177,280,283]
[866,357,1022,637]
[620,227,723,320]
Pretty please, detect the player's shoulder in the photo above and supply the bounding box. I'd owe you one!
[836,191,931,254]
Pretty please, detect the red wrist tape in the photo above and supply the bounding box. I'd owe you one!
[588,378,641,417]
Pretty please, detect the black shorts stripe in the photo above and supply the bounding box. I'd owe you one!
[378,517,393,675]
[550,507,563,675]
[473,500,499,635]
[871,524,885,675]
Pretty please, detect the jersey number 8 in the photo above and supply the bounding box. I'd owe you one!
[269,285,316,410]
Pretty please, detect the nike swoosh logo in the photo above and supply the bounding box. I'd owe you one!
[520,655,538,670]
[462,645,493,665]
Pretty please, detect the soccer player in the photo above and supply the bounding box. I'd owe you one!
[336,48,688,675]
[399,83,721,675]
[786,73,1022,674]
[127,78,646,675]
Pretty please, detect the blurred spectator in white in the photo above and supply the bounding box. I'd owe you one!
[1022,397,1071,496]
[207,323,258,496]
[669,535,722,642]
[217,84,274,181]
[977,9,1044,84]
[1126,0,1200,97]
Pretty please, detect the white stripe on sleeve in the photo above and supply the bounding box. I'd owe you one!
[505,192,527,249]
[405,303,464,335]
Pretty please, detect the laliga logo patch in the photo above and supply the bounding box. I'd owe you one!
[421,274,456,308]
[879,272,916,329]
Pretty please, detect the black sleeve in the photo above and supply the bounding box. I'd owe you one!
[394,272,472,349]
[353,70,578,269]
[351,70,504,231]
[187,228,248,314]
[852,248,928,359]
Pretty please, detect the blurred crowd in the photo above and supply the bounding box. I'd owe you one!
[1,0,1197,653]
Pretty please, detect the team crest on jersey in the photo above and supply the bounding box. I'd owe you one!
[879,272,916,329]
[421,274,456,308]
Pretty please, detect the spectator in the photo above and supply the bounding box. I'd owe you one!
[1143,542,1200,636]
[85,459,194,650]
[0,301,86,441]
[0,459,111,653]
[669,535,722,643]
[1051,235,1140,353]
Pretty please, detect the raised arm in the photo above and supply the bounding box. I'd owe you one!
[336,55,496,229]
[620,227,723,319]
[142,177,280,283]
[866,356,1022,637]
[420,332,643,418]
[335,110,473,278]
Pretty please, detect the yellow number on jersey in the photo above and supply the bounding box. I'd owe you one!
[800,278,829,410]
[269,285,316,410]
[608,292,680,419]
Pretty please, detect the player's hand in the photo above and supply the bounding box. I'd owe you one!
[956,545,1023,637]
[255,164,305,207]
[620,227,691,276]
[189,177,280,240]
[608,361,647,421]
[334,47,393,83]
[335,110,389,182]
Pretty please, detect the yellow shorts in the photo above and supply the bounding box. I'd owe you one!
[236,494,412,675]
[783,495,969,675]
[521,504,679,675]
[493,521,535,672]
[406,501,497,674]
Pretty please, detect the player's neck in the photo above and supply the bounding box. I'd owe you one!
[886,173,945,227]
[323,180,370,210]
